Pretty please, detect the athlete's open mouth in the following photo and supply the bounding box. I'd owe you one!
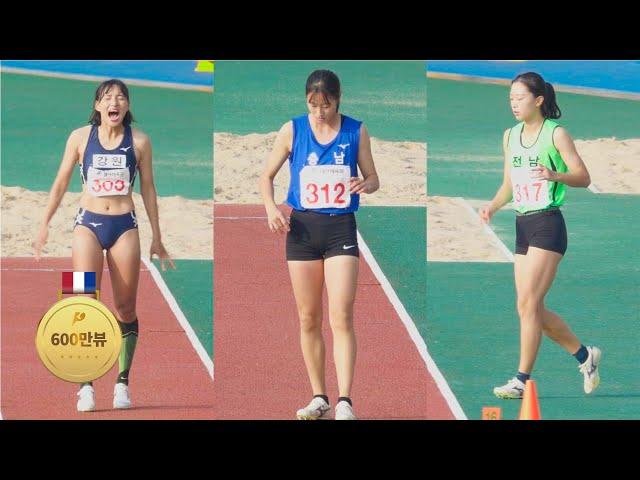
[108,111,120,121]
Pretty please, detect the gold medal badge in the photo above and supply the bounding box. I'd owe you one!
[35,274,121,383]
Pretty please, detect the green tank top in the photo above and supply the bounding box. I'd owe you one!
[507,119,567,214]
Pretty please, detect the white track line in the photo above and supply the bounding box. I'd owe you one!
[459,198,515,262]
[140,256,214,381]
[1,67,213,92]
[215,216,268,220]
[357,231,467,420]
[588,183,601,194]
[362,204,426,208]
[0,267,151,272]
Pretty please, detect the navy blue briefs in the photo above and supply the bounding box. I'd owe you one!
[73,208,138,250]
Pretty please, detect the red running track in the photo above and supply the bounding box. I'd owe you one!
[1,257,215,419]
[213,204,454,419]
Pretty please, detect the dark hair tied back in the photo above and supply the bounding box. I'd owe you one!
[512,72,561,119]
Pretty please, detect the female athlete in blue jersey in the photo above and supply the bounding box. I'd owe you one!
[260,70,379,420]
[34,79,175,412]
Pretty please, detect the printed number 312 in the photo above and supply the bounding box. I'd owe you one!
[306,182,346,205]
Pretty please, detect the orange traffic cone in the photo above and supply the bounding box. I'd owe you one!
[518,379,541,420]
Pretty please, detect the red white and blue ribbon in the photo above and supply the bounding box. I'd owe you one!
[62,272,97,294]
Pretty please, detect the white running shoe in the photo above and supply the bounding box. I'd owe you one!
[296,397,330,420]
[334,400,357,420]
[493,377,526,399]
[76,384,96,412]
[113,383,132,409]
[579,346,602,394]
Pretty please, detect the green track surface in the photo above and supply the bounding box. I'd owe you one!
[214,61,426,141]
[427,78,640,198]
[1,72,212,199]
[154,259,213,358]
[358,206,426,332]
[426,78,640,419]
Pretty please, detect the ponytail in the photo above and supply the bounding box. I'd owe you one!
[542,82,561,119]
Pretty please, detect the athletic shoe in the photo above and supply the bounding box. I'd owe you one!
[113,383,132,409]
[493,377,526,399]
[579,346,602,394]
[334,400,357,420]
[76,384,96,412]
[296,397,330,420]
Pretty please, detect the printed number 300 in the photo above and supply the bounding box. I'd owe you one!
[92,179,126,193]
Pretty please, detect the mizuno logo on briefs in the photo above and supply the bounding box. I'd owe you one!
[89,222,103,227]
[120,146,132,152]
[343,245,356,250]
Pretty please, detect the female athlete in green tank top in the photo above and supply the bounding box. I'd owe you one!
[478,72,601,400]
[508,118,567,214]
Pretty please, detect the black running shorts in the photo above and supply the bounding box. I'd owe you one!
[286,209,359,261]
[515,208,567,256]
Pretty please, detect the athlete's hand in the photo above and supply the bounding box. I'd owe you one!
[478,205,494,224]
[266,205,290,234]
[150,240,176,271]
[33,225,49,261]
[531,165,557,181]
[350,177,370,194]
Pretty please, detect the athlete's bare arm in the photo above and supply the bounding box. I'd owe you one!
[33,127,87,259]
[259,121,293,233]
[479,128,514,224]
[531,127,590,187]
[136,129,175,270]
[351,124,379,194]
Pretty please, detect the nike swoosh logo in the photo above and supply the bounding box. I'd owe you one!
[89,222,103,227]
[343,245,356,250]
[120,146,132,152]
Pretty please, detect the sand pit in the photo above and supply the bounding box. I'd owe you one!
[575,138,640,194]
[1,186,213,259]
[427,196,513,262]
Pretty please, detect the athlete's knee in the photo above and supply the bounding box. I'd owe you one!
[298,308,321,333]
[541,309,560,335]
[541,322,556,337]
[114,302,137,323]
[517,295,543,320]
[329,309,354,333]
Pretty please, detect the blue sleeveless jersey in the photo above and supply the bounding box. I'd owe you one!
[286,114,362,214]
[80,125,137,194]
